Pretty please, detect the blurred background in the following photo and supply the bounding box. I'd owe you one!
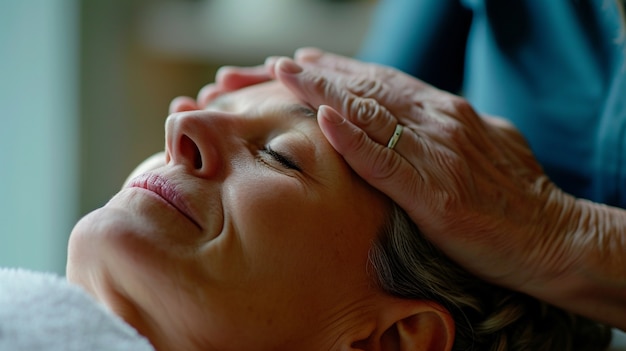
[0,0,375,275]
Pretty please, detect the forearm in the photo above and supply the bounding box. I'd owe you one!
[528,196,626,330]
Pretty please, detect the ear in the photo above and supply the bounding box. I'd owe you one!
[351,299,455,351]
[390,301,454,351]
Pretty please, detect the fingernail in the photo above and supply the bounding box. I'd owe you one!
[215,65,235,85]
[278,58,303,74]
[197,84,222,108]
[264,56,280,77]
[319,105,344,124]
[295,47,324,62]
[265,56,280,65]
[264,56,281,71]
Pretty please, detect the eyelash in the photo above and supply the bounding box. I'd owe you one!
[262,145,302,172]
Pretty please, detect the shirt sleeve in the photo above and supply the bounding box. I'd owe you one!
[356,0,472,93]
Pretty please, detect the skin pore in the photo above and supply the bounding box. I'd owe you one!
[67,81,452,351]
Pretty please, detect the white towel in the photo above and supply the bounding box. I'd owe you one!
[611,329,626,351]
[0,268,155,351]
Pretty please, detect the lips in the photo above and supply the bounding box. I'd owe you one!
[128,173,202,230]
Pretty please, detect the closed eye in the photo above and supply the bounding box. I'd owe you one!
[263,145,302,171]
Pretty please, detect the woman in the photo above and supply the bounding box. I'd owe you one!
[67,80,610,350]
[205,53,626,331]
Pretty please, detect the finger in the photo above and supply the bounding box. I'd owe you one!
[263,55,282,78]
[215,65,272,91]
[274,58,398,146]
[317,105,424,216]
[278,56,434,129]
[196,83,224,109]
[294,47,369,76]
[294,49,438,113]
[169,96,200,114]
[352,98,404,148]
[293,47,324,62]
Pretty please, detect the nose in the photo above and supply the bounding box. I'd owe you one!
[165,110,224,178]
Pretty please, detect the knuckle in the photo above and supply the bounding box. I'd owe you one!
[307,73,331,98]
[433,93,466,112]
[448,96,481,124]
[349,97,382,127]
[345,76,385,98]
[368,63,398,81]
[436,117,467,141]
[447,95,474,115]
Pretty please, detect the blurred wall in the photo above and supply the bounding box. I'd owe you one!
[0,1,79,274]
[79,0,217,216]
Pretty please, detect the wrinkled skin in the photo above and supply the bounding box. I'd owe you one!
[188,49,626,330]
[192,52,574,292]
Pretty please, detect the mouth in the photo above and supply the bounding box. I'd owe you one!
[127,173,202,230]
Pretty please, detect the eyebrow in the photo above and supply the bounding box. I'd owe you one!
[285,104,317,119]
[205,94,317,119]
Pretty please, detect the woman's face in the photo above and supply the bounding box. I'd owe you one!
[67,81,389,351]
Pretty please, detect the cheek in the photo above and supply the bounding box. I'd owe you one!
[227,177,325,250]
[225,177,371,295]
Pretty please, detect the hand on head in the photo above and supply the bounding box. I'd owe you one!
[190,49,626,331]
[196,49,575,294]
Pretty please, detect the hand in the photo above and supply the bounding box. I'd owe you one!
[191,49,626,328]
[194,49,577,293]
[196,65,273,108]
[271,51,626,330]
[266,50,583,296]
[171,64,274,114]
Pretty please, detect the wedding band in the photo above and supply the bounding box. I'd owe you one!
[386,124,403,149]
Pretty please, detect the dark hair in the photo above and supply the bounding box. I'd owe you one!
[369,204,612,351]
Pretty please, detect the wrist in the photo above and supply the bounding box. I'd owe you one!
[524,188,626,328]
[520,183,582,292]
[571,198,626,287]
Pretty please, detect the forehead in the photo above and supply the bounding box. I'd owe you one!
[208,81,315,117]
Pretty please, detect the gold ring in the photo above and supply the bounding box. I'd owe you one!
[386,124,403,149]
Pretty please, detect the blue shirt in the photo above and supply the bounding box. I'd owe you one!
[358,0,626,208]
